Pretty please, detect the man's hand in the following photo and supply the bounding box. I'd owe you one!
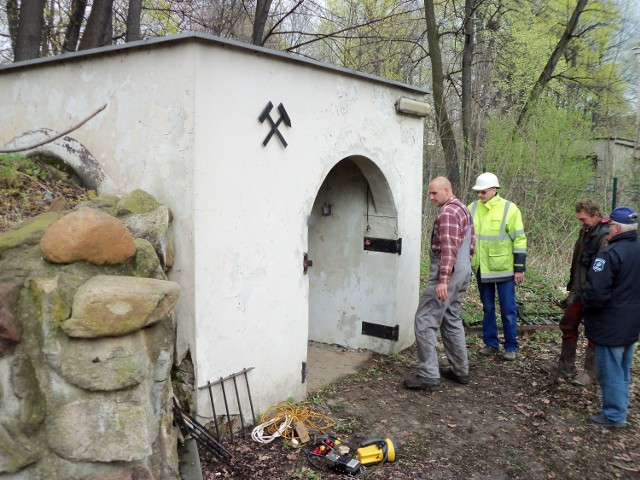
[436,282,449,301]
[515,272,525,285]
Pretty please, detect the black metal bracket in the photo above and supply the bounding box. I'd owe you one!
[363,237,402,255]
[303,253,313,274]
[361,322,399,341]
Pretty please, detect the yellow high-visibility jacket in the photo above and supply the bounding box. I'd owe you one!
[468,194,527,283]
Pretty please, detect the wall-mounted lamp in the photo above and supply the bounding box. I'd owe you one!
[322,201,332,216]
[394,97,431,117]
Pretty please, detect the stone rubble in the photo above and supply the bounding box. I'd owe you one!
[0,190,181,480]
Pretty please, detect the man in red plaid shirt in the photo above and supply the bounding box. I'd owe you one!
[405,177,475,389]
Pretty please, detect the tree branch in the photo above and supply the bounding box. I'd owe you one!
[0,103,107,153]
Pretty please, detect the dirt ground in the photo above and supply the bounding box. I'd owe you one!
[4,165,637,479]
[199,333,640,479]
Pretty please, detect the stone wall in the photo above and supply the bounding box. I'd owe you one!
[0,190,181,480]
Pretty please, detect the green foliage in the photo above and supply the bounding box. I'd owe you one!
[461,253,566,328]
[310,388,330,406]
[493,6,556,104]
[0,154,49,188]
[332,416,356,433]
[491,0,630,122]
[292,466,324,479]
[460,101,597,325]
[479,100,597,253]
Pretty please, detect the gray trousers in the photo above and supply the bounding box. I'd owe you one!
[415,232,472,379]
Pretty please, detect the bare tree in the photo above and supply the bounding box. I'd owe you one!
[126,0,142,42]
[63,0,88,51]
[78,0,114,50]
[424,0,460,192]
[252,0,273,46]
[515,0,589,129]
[14,0,47,61]
[6,0,19,53]
[460,0,476,182]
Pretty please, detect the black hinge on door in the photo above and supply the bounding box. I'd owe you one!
[303,253,313,274]
[362,321,399,341]
[363,237,402,255]
[301,361,307,383]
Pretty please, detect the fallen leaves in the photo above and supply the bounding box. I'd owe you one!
[198,330,640,479]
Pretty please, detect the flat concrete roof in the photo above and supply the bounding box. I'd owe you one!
[0,32,430,96]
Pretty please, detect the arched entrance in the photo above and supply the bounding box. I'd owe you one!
[307,156,400,353]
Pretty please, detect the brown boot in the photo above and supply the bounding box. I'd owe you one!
[572,346,596,386]
[541,340,577,378]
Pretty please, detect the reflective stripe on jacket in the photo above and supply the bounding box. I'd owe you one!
[468,194,527,283]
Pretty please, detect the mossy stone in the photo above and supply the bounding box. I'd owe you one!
[116,190,161,216]
[133,238,165,279]
[0,212,63,256]
[76,194,119,216]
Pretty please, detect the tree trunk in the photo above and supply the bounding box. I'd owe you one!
[424,0,460,192]
[126,0,142,42]
[14,0,46,61]
[78,0,114,50]
[461,0,475,187]
[516,0,589,129]
[6,0,19,55]
[40,0,55,56]
[63,0,88,52]
[252,0,273,46]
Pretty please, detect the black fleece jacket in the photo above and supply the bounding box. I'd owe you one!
[583,230,640,346]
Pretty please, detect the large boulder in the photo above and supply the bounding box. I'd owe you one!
[61,275,180,338]
[47,399,151,462]
[40,208,136,265]
[58,332,149,391]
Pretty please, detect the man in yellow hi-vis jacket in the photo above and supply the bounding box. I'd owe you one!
[468,172,527,361]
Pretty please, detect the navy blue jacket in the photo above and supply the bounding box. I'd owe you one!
[583,230,640,346]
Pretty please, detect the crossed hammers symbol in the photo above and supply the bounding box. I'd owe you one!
[258,102,291,148]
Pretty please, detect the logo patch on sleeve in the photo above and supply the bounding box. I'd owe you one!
[592,258,606,272]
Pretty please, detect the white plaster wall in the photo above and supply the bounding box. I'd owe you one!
[0,44,198,367]
[190,42,424,414]
[0,36,425,419]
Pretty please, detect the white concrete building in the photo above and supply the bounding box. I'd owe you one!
[0,33,428,421]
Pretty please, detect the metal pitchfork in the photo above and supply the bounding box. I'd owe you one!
[198,367,256,444]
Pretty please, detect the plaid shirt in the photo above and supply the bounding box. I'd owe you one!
[431,196,475,284]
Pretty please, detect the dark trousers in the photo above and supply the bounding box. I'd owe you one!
[559,299,593,348]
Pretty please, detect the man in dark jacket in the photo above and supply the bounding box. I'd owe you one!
[583,206,640,427]
[541,199,608,385]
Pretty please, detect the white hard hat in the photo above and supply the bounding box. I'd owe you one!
[472,172,500,191]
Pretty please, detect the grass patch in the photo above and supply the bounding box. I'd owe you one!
[333,416,357,433]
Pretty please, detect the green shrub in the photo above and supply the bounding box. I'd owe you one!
[0,153,50,188]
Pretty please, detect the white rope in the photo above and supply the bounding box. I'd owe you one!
[251,414,294,444]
